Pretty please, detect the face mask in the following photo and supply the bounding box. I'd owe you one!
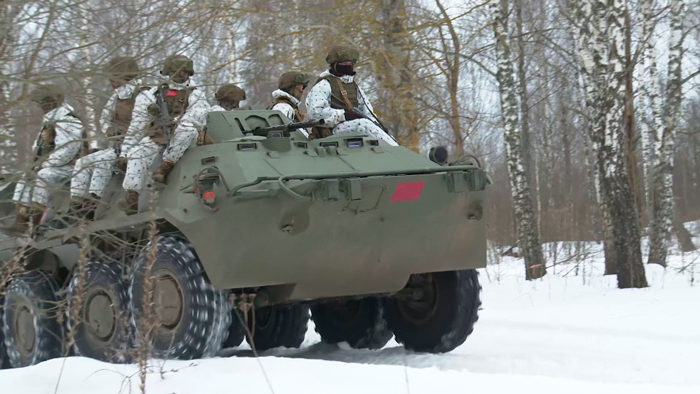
[334,63,355,76]
[170,71,189,84]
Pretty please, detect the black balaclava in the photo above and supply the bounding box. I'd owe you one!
[331,63,355,77]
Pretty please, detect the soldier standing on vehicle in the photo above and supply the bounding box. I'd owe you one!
[305,45,397,145]
[70,57,145,218]
[119,54,209,214]
[271,71,309,122]
[10,85,84,232]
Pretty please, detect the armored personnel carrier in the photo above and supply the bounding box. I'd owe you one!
[0,109,490,368]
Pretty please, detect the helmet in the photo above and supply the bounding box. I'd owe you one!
[278,72,310,91]
[161,54,194,76]
[325,45,359,64]
[105,56,140,81]
[215,84,246,103]
[30,84,64,104]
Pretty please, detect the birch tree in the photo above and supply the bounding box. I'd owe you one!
[491,0,546,280]
[648,0,687,266]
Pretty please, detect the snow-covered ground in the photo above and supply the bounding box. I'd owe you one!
[2,231,699,394]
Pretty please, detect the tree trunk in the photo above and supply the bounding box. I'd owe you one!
[491,0,546,280]
[435,0,463,157]
[649,0,689,265]
[378,0,420,152]
[602,0,647,288]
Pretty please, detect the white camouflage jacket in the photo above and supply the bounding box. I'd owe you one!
[270,89,300,121]
[120,79,209,158]
[35,103,83,169]
[98,79,142,150]
[305,71,376,128]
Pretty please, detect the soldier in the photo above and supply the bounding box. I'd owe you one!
[211,83,246,111]
[305,45,397,145]
[198,84,246,145]
[10,85,84,232]
[70,57,144,218]
[271,71,309,122]
[120,54,209,214]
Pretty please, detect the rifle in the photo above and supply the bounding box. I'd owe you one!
[150,85,176,143]
[247,119,325,137]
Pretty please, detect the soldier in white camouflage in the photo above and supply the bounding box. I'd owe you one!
[119,54,209,214]
[198,84,246,145]
[305,45,397,145]
[69,56,145,218]
[271,71,309,122]
[10,85,84,232]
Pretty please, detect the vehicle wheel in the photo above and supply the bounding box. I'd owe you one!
[245,304,309,351]
[0,295,9,369]
[222,309,245,349]
[67,257,131,362]
[2,271,63,367]
[382,269,481,353]
[310,297,392,350]
[130,234,231,359]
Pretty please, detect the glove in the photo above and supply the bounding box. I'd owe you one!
[117,156,128,172]
[344,109,361,122]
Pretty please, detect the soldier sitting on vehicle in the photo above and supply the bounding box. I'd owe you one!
[119,54,209,214]
[198,83,246,145]
[270,71,309,122]
[70,56,146,219]
[9,85,84,232]
[304,45,397,145]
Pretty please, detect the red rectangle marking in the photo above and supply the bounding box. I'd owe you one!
[391,181,425,202]
[166,90,179,97]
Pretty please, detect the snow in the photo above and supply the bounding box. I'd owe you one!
[2,231,700,394]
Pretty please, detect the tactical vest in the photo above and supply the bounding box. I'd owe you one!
[147,84,195,145]
[109,86,149,141]
[35,112,83,163]
[269,96,305,122]
[310,76,359,139]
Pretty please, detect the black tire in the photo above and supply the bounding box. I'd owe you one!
[310,297,392,350]
[129,234,231,359]
[2,271,63,367]
[244,304,309,351]
[222,311,245,349]
[382,269,481,353]
[0,295,9,369]
[66,257,131,362]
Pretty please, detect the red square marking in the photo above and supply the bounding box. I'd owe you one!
[391,181,425,202]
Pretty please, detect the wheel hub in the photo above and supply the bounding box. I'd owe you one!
[84,289,116,341]
[14,305,36,356]
[396,274,439,324]
[153,272,184,330]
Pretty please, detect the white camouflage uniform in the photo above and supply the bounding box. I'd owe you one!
[13,103,83,206]
[121,79,209,192]
[270,89,309,137]
[70,81,141,199]
[305,71,397,146]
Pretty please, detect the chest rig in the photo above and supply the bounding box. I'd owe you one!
[110,86,150,142]
[310,76,359,139]
[270,96,305,123]
[35,111,83,166]
[147,84,195,145]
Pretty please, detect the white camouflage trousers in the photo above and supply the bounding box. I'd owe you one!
[70,148,117,199]
[122,129,197,192]
[13,165,74,207]
[334,119,398,146]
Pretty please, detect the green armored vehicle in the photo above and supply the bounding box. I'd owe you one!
[0,109,490,368]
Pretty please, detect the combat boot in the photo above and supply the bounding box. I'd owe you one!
[120,191,140,215]
[152,159,175,184]
[8,204,31,233]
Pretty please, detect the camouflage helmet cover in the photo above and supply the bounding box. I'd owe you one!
[215,84,246,103]
[326,45,360,64]
[161,54,195,76]
[105,56,140,80]
[30,84,64,104]
[278,71,310,90]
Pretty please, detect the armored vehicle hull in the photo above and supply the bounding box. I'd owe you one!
[0,110,490,367]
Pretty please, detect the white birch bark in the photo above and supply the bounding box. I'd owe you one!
[649,0,689,265]
[79,3,95,141]
[490,0,546,280]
